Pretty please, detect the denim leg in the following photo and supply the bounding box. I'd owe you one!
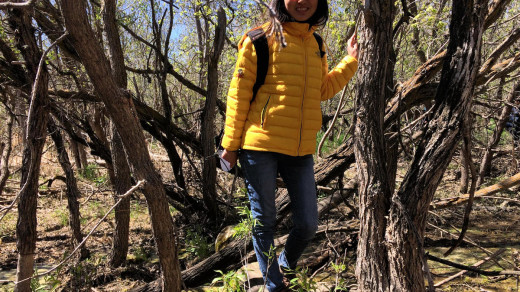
[239,150,284,292]
[277,154,318,270]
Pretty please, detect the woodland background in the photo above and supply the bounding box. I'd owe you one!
[0,0,520,291]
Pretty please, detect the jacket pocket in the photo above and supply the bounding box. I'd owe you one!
[260,96,271,129]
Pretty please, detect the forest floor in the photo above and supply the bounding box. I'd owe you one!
[1,145,520,292]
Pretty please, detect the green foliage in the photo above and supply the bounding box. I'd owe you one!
[211,269,246,292]
[183,225,212,260]
[53,207,69,227]
[131,246,150,263]
[331,261,349,291]
[316,130,348,155]
[233,206,259,239]
[0,212,16,238]
[30,267,61,292]
[284,267,318,292]
[79,164,107,187]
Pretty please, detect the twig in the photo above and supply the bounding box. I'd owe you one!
[444,117,478,256]
[427,221,512,268]
[26,32,68,141]
[388,106,434,140]
[434,248,506,287]
[252,0,287,47]
[480,196,520,204]
[0,180,145,285]
[318,85,349,158]
[0,34,67,222]
[427,253,520,276]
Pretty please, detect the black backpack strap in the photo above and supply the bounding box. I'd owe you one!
[247,28,269,104]
[313,32,326,58]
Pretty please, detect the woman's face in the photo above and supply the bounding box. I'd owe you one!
[284,0,318,22]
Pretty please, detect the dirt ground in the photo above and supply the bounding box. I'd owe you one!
[1,147,520,291]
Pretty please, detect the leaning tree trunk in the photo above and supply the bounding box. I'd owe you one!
[8,6,50,292]
[385,1,488,291]
[200,8,226,220]
[47,118,88,259]
[353,1,395,291]
[102,0,133,268]
[60,1,182,290]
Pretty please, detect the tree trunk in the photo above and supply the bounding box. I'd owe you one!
[200,8,226,220]
[353,1,395,291]
[101,0,133,268]
[477,79,518,186]
[47,118,88,259]
[78,142,88,170]
[108,125,132,267]
[60,2,182,290]
[0,108,14,197]
[385,1,488,291]
[8,6,50,291]
[460,116,474,193]
[69,138,83,170]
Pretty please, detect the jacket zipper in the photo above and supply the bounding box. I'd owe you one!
[261,95,271,128]
[297,37,307,155]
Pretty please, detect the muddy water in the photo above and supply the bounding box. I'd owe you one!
[0,264,55,290]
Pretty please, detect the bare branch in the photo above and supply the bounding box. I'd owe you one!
[253,0,287,47]
[427,253,520,276]
[25,32,68,137]
[0,0,37,9]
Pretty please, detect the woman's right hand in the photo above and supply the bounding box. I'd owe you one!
[347,32,358,60]
[221,149,238,169]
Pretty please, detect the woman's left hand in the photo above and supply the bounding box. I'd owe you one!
[347,33,358,60]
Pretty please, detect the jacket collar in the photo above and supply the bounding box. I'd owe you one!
[282,22,316,38]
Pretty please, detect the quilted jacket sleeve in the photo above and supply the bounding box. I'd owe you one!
[221,36,257,151]
[321,47,358,101]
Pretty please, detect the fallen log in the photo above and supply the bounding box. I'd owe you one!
[431,171,520,210]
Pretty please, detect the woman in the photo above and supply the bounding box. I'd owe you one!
[221,0,358,290]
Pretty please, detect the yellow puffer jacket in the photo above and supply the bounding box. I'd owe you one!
[222,22,358,156]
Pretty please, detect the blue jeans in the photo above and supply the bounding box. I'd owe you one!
[240,150,318,292]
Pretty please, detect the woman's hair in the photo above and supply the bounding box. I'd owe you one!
[269,0,329,28]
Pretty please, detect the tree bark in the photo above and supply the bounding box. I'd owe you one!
[101,0,133,268]
[353,1,395,291]
[200,7,226,220]
[47,118,88,259]
[0,108,14,197]
[108,125,132,267]
[8,5,50,291]
[459,116,474,194]
[69,138,83,170]
[385,1,488,291]
[60,1,182,291]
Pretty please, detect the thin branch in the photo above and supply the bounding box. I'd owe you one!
[253,0,286,47]
[317,85,349,158]
[444,117,478,256]
[0,0,37,9]
[0,180,146,286]
[427,253,520,276]
[26,32,68,141]
[434,249,506,287]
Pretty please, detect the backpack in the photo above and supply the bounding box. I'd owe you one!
[215,28,325,171]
